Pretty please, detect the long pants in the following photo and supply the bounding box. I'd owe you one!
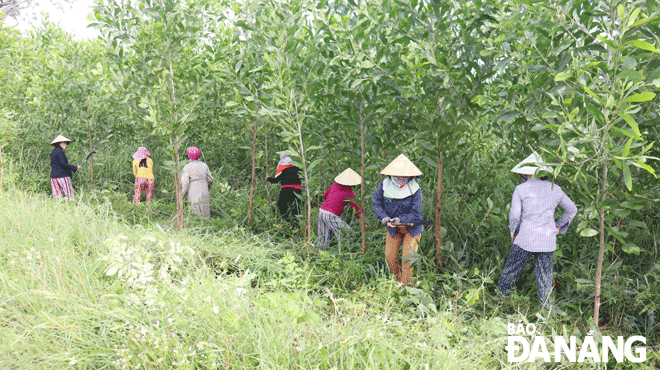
[317,210,353,248]
[278,187,301,226]
[133,177,155,204]
[496,244,554,305]
[385,226,421,286]
[51,177,74,200]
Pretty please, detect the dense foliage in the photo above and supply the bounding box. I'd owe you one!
[1,0,659,368]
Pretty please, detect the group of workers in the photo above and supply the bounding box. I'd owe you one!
[49,134,577,303]
[49,135,214,217]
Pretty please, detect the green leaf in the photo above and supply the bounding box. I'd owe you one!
[617,4,625,20]
[618,113,642,137]
[360,60,374,69]
[627,8,641,27]
[621,201,643,210]
[497,110,519,122]
[626,40,660,53]
[622,243,641,255]
[628,220,648,230]
[622,162,632,191]
[633,158,657,176]
[554,72,571,82]
[465,288,480,307]
[622,137,633,157]
[580,228,599,237]
[624,92,656,103]
[582,86,603,104]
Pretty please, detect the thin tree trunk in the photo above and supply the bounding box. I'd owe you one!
[0,146,3,189]
[264,132,271,204]
[291,94,311,247]
[359,103,366,253]
[460,137,471,210]
[297,123,312,246]
[172,135,184,230]
[247,120,259,224]
[594,163,609,326]
[87,124,94,190]
[168,59,184,231]
[435,151,444,265]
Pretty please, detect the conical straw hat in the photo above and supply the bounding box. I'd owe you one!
[510,151,553,175]
[335,168,362,186]
[50,135,72,146]
[380,154,423,177]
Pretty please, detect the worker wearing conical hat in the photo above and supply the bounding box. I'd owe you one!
[317,168,362,250]
[496,151,577,307]
[371,154,424,286]
[49,135,80,200]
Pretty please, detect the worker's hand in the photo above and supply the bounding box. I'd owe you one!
[381,217,391,225]
[77,166,81,170]
[386,218,400,228]
[556,227,561,235]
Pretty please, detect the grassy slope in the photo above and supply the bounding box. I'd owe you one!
[0,190,657,369]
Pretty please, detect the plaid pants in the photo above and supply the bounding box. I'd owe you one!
[496,244,554,305]
[133,177,155,204]
[317,209,353,248]
[51,177,74,200]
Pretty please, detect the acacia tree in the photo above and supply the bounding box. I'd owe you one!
[92,0,222,229]
[361,0,495,264]
[222,17,270,225]
[232,0,325,243]
[489,0,659,325]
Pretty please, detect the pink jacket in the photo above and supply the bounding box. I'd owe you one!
[320,183,361,218]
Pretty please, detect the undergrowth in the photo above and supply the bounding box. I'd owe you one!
[0,189,658,369]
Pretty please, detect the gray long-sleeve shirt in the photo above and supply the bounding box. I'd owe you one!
[509,179,578,252]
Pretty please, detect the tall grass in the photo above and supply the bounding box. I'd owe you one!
[0,189,657,369]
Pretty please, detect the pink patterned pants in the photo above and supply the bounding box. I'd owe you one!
[133,177,154,204]
[51,177,74,200]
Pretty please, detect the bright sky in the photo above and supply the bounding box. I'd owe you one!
[14,0,100,40]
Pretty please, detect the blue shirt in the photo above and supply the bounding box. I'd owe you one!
[371,181,424,238]
[509,179,578,252]
[50,146,78,179]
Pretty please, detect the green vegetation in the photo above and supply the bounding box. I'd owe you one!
[1,0,659,368]
[1,190,657,369]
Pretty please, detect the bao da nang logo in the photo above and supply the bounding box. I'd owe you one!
[506,322,646,363]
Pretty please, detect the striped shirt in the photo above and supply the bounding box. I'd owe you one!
[509,179,578,252]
